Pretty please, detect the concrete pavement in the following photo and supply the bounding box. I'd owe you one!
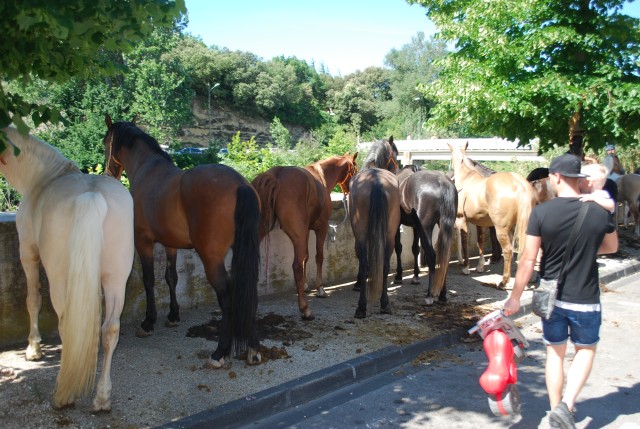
[159,249,640,429]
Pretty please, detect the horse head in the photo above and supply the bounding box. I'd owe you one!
[337,152,358,195]
[104,114,125,179]
[363,136,398,172]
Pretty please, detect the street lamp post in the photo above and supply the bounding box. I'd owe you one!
[207,82,220,145]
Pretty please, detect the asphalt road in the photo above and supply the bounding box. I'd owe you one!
[237,272,640,429]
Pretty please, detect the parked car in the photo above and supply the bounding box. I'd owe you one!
[218,148,229,156]
[176,147,205,155]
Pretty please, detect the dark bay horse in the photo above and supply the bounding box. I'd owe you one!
[617,173,640,236]
[349,138,401,318]
[1,127,134,411]
[449,143,535,288]
[394,165,457,305]
[103,115,261,368]
[251,153,358,320]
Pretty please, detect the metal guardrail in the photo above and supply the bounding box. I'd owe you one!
[359,138,547,164]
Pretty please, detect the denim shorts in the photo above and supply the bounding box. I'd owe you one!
[542,306,601,346]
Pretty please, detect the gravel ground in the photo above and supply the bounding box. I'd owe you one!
[1,228,637,429]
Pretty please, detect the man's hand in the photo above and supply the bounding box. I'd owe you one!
[503,297,521,317]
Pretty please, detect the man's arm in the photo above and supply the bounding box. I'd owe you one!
[504,234,541,317]
[598,230,618,255]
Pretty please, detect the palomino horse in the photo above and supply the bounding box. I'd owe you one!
[349,138,401,318]
[453,158,503,270]
[394,165,457,304]
[103,115,261,368]
[251,153,358,320]
[616,173,640,236]
[448,143,535,287]
[0,127,134,411]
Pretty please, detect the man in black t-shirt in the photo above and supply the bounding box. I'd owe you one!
[504,154,618,429]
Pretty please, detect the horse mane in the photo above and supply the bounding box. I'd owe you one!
[109,121,172,162]
[4,127,80,177]
[307,161,327,188]
[363,137,397,170]
[464,156,495,177]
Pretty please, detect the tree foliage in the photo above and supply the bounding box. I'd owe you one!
[409,0,640,151]
[0,0,186,150]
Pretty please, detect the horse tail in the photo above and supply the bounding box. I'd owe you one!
[251,172,278,239]
[434,179,458,296]
[366,181,388,302]
[55,192,107,408]
[230,184,260,353]
[513,177,535,256]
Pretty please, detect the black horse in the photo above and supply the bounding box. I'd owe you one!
[394,165,458,304]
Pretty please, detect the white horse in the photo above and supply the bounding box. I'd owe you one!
[0,127,134,411]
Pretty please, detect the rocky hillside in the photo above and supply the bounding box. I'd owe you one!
[179,96,309,148]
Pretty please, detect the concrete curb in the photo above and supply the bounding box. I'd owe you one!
[156,258,640,429]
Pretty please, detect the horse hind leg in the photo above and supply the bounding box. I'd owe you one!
[92,278,126,412]
[475,226,486,273]
[291,235,314,320]
[313,227,329,298]
[136,241,158,337]
[22,253,43,361]
[411,226,422,285]
[495,227,514,288]
[205,262,233,369]
[393,227,404,285]
[164,247,180,326]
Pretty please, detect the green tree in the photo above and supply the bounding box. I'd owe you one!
[0,0,186,150]
[409,0,640,152]
[270,117,292,150]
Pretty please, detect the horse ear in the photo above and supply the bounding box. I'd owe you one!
[352,152,358,162]
[389,136,394,144]
[131,115,137,125]
[464,141,469,151]
[105,113,113,129]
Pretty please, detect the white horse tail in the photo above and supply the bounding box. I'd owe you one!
[55,192,107,408]
[514,177,535,256]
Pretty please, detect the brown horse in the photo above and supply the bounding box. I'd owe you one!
[448,142,535,288]
[349,138,401,318]
[251,153,359,320]
[103,115,261,368]
[617,173,640,236]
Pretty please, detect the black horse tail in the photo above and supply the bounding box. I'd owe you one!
[366,181,388,302]
[251,171,278,240]
[231,184,261,353]
[434,177,458,298]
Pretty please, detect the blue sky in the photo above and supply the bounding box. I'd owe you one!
[184,0,640,76]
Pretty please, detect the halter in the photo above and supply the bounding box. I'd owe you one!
[337,161,358,195]
[386,142,398,172]
[104,131,124,178]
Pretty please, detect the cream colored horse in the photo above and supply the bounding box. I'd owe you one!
[448,143,535,288]
[0,128,134,411]
[616,174,640,236]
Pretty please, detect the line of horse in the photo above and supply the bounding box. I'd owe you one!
[6,117,635,414]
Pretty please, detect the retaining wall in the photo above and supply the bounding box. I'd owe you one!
[0,196,482,346]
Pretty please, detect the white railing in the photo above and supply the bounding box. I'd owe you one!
[359,137,546,164]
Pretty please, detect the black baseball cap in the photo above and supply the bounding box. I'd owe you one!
[549,154,588,178]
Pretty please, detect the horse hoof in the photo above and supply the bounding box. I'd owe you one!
[92,398,112,413]
[461,268,470,275]
[301,312,315,321]
[25,345,42,361]
[411,277,420,285]
[380,305,392,315]
[246,349,262,365]
[476,266,485,273]
[425,297,434,306]
[135,327,152,338]
[393,279,403,285]
[352,284,361,292]
[164,319,179,328]
[354,308,367,319]
[204,356,227,369]
[53,397,75,411]
[315,287,329,298]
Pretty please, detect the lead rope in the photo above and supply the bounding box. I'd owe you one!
[328,193,349,242]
